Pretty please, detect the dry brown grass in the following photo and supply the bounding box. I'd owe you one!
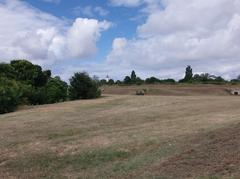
[102,84,240,96]
[0,89,240,178]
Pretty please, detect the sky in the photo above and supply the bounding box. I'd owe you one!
[1,0,240,81]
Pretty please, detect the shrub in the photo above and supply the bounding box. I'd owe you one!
[0,77,22,114]
[69,72,101,100]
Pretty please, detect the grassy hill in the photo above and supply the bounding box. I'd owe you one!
[0,91,240,178]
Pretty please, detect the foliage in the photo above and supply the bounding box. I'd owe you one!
[192,73,226,84]
[145,77,160,84]
[108,79,115,85]
[10,60,50,87]
[131,70,137,83]
[45,77,68,104]
[0,77,22,114]
[69,72,101,100]
[115,80,122,85]
[0,63,16,79]
[0,60,68,113]
[100,79,107,86]
[124,76,132,84]
[162,79,176,83]
[181,65,193,82]
[136,77,144,85]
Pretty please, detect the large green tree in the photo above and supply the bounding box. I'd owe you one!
[10,60,50,87]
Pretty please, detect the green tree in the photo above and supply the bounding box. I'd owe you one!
[108,79,115,85]
[115,80,122,85]
[145,77,160,84]
[69,72,101,100]
[136,77,143,85]
[131,70,137,83]
[0,77,22,114]
[100,79,107,85]
[123,76,131,84]
[0,63,16,79]
[45,77,68,103]
[28,87,47,105]
[10,60,50,87]
[183,65,193,82]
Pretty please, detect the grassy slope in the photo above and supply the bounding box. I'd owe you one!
[0,94,240,178]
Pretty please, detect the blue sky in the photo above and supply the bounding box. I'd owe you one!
[24,0,142,77]
[1,0,240,81]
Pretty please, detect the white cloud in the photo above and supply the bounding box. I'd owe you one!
[106,0,240,79]
[73,6,109,17]
[110,0,143,7]
[0,0,111,65]
[66,18,111,58]
[42,0,60,4]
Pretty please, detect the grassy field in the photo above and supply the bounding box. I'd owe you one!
[1,85,240,178]
[101,84,239,96]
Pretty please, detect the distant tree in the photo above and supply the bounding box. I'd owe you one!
[69,72,101,100]
[162,79,176,83]
[183,65,193,82]
[123,76,131,84]
[131,70,137,83]
[115,80,122,85]
[145,77,160,84]
[136,77,143,85]
[108,79,115,85]
[100,79,107,85]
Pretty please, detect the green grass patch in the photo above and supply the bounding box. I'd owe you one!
[112,141,178,173]
[5,148,131,177]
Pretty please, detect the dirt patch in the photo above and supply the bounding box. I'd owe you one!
[149,122,240,178]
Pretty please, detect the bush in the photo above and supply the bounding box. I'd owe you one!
[0,78,22,114]
[69,72,101,100]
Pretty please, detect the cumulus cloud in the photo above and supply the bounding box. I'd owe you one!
[0,0,111,65]
[106,0,240,79]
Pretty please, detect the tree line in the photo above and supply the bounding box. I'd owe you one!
[0,60,100,114]
[99,66,239,86]
[1,60,240,114]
